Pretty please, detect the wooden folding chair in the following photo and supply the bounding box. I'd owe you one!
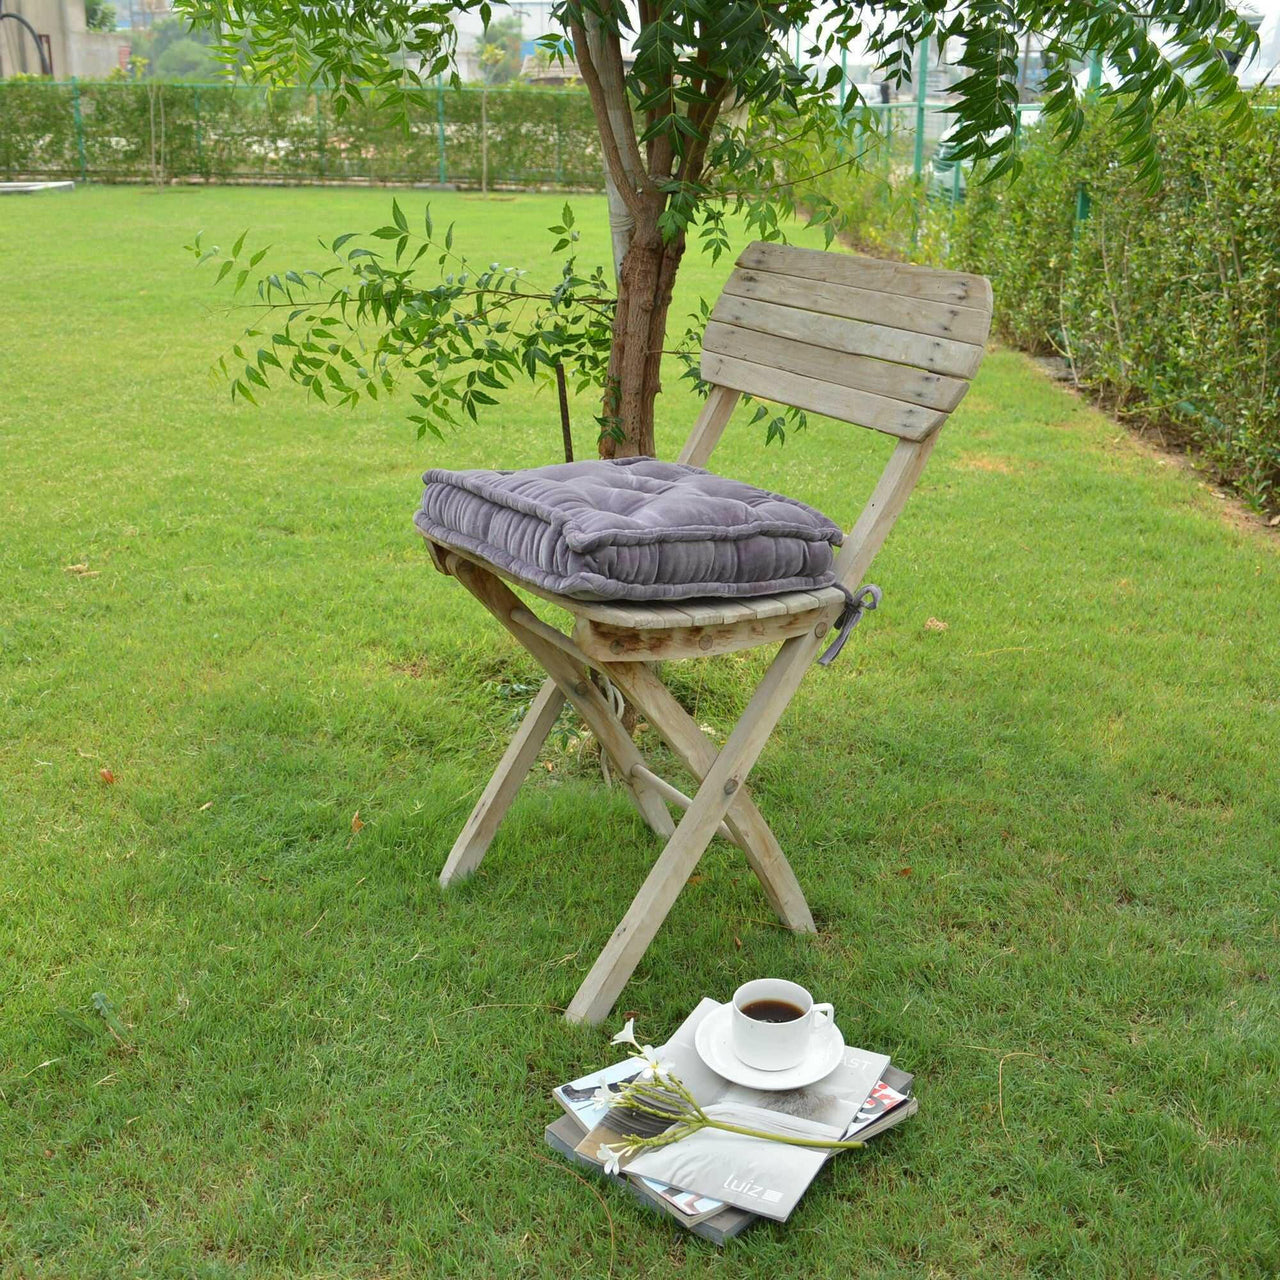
[420,242,992,1024]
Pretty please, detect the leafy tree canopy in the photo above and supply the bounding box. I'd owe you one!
[156,36,219,80]
[177,0,1260,457]
[84,0,118,33]
[477,14,524,85]
[178,1,1258,187]
[128,16,218,80]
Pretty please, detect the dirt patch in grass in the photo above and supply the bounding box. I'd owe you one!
[390,655,443,680]
[954,453,1026,475]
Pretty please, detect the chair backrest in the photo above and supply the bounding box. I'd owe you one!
[699,241,993,442]
[677,243,994,594]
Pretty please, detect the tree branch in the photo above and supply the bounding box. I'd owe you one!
[570,19,651,219]
[590,10,655,192]
[677,77,729,187]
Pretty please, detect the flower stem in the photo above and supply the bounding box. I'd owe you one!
[702,1119,865,1151]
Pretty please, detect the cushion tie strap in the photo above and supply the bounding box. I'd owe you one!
[817,584,882,667]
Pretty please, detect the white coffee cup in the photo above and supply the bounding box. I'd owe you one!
[730,978,834,1071]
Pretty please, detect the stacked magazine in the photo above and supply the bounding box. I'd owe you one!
[545,998,917,1243]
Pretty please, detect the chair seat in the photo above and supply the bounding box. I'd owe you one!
[577,584,848,629]
[426,537,847,662]
[569,584,848,662]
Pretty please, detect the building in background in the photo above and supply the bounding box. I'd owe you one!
[120,0,174,29]
[0,0,127,77]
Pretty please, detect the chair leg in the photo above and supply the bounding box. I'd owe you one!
[448,558,676,840]
[566,629,827,1025]
[439,677,566,886]
[602,661,816,934]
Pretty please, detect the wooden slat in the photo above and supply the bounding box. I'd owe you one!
[438,677,566,886]
[575,599,698,629]
[766,589,833,614]
[676,384,741,468]
[583,599,697,627]
[668,597,762,627]
[710,293,983,379]
[582,585,845,630]
[701,350,946,440]
[723,267,992,346]
[739,240,992,311]
[702,320,970,413]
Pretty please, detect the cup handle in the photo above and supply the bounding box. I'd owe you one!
[812,1002,835,1028]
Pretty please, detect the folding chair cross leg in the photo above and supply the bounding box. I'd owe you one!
[420,244,992,1024]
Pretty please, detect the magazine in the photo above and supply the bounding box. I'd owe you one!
[546,1076,916,1241]
[554,1054,729,1223]
[573,998,891,1221]
[544,1111,758,1243]
[636,1178,726,1225]
[553,1058,643,1132]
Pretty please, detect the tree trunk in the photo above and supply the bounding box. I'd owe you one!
[571,11,707,459]
[600,222,686,458]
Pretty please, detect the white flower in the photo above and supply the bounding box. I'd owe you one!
[610,1018,639,1049]
[637,1048,673,1081]
[591,1086,615,1109]
[596,1143,623,1176]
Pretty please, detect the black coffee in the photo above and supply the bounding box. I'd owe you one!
[741,999,805,1023]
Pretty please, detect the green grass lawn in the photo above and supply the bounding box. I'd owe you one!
[1,186,1277,1279]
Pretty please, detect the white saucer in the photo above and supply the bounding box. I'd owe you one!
[693,1002,846,1091]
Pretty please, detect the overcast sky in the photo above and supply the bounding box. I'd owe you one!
[1246,1,1280,73]
[461,3,1280,83]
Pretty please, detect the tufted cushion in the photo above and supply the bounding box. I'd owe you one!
[414,457,843,602]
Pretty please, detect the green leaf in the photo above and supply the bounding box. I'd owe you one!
[91,992,128,1041]
[56,1007,99,1038]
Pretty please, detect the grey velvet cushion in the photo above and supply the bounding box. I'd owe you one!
[414,457,843,602]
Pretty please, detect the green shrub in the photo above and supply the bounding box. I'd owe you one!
[155,38,219,82]
[952,97,1280,509]
[0,82,602,191]
[784,106,945,262]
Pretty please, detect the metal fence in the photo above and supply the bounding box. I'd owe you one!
[0,80,604,187]
[0,68,1053,198]
[4,74,1271,207]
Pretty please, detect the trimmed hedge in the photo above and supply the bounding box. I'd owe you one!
[0,81,604,189]
[950,99,1280,509]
